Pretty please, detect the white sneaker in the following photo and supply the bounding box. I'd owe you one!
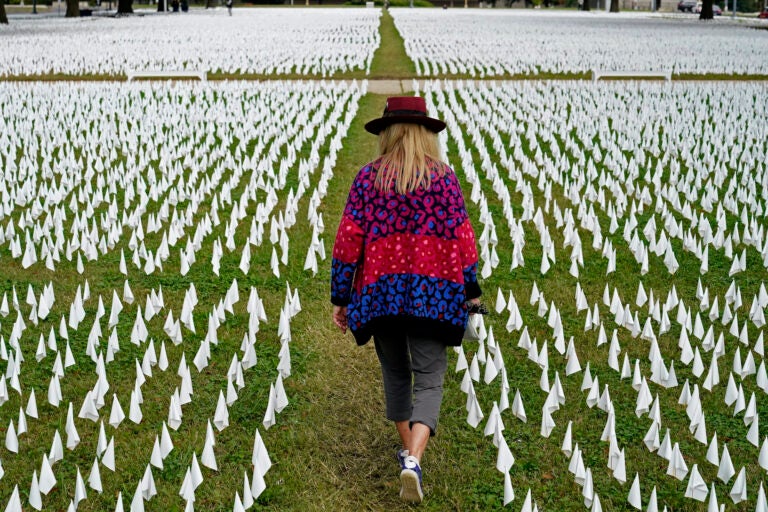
[400,455,423,503]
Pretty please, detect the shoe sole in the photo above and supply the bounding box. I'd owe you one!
[400,469,423,503]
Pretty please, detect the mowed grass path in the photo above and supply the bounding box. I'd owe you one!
[274,92,423,510]
[276,100,506,511]
[266,28,509,509]
[269,26,466,509]
[369,9,417,79]
[274,21,519,506]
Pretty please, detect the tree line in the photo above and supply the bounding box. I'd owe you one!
[0,0,225,23]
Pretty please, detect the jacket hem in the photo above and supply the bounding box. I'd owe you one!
[352,316,465,347]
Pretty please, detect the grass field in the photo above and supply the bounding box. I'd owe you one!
[0,9,767,512]
[3,8,768,82]
[419,79,768,510]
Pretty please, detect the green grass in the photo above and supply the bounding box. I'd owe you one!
[416,82,768,511]
[270,81,768,511]
[0,84,369,510]
[368,8,418,79]
[258,92,417,510]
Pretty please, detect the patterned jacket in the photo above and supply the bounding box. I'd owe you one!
[331,158,481,346]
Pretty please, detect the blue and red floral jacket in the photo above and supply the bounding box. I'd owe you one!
[331,159,481,346]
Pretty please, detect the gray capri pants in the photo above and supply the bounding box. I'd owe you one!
[373,330,448,435]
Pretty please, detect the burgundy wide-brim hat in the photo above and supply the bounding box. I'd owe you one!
[364,96,446,135]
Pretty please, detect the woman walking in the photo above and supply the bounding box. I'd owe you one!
[330,96,482,503]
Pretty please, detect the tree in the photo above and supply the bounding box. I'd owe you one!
[582,0,590,10]
[117,0,133,13]
[699,0,714,17]
[610,0,619,11]
[157,0,164,10]
[66,0,80,17]
[0,1,8,24]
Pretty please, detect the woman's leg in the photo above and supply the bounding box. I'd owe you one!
[374,331,447,463]
[396,420,411,451]
[373,332,413,437]
[407,422,431,461]
[407,334,448,461]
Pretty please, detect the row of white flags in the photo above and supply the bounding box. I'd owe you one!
[416,80,768,510]
[392,11,768,77]
[0,81,364,281]
[1,277,302,511]
[0,9,381,78]
[0,80,367,511]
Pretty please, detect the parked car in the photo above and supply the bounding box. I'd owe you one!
[694,1,722,13]
[759,7,768,17]
[677,0,696,10]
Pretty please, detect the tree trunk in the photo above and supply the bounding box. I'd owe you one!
[699,0,713,17]
[117,0,132,12]
[157,0,164,10]
[206,0,213,8]
[66,0,80,16]
[0,1,8,24]
[609,0,618,10]
[582,0,590,10]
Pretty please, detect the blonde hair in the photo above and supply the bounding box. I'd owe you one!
[375,123,445,194]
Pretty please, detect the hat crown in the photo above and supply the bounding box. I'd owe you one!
[364,96,445,135]
[384,96,427,116]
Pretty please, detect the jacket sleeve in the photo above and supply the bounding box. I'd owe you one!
[457,219,482,300]
[330,175,365,307]
[449,170,482,300]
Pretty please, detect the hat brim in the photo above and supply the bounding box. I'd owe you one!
[364,115,446,135]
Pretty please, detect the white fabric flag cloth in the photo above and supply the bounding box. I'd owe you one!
[5,420,17,453]
[141,464,157,501]
[718,444,736,483]
[729,467,747,504]
[201,422,218,471]
[685,464,708,502]
[89,458,103,493]
[756,482,768,512]
[29,472,43,511]
[252,429,272,476]
[130,482,144,512]
[520,489,533,512]
[263,384,276,430]
[103,437,116,471]
[251,463,266,501]
[214,391,229,431]
[39,454,57,495]
[5,485,22,512]
[627,473,641,509]
[74,467,88,508]
[496,435,515,473]
[503,470,514,505]
[150,436,164,469]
